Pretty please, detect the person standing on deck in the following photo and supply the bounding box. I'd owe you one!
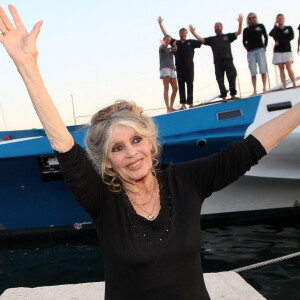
[189,14,243,102]
[158,16,202,110]
[243,12,268,95]
[269,14,296,89]
[159,35,178,113]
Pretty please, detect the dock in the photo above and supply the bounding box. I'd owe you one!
[0,271,266,299]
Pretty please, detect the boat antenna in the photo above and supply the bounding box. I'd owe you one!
[71,94,76,125]
[0,101,8,130]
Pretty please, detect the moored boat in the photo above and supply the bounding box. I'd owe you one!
[1,87,300,235]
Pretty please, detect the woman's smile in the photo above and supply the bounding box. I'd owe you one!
[107,124,153,182]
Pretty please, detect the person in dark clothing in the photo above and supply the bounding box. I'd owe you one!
[269,14,296,89]
[190,14,243,101]
[158,16,201,110]
[243,12,268,95]
[2,5,300,300]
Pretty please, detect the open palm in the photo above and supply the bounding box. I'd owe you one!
[0,5,42,66]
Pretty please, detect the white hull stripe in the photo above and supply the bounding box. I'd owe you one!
[0,136,43,145]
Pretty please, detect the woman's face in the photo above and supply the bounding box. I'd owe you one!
[164,36,172,46]
[248,14,257,26]
[276,15,285,26]
[106,124,153,183]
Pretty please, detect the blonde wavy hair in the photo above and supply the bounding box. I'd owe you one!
[85,100,160,192]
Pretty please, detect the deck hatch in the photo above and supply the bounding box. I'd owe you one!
[217,109,242,120]
[267,101,292,112]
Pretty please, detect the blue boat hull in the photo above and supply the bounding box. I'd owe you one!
[1,90,300,233]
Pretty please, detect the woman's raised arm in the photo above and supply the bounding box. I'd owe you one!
[251,101,300,153]
[0,5,74,152]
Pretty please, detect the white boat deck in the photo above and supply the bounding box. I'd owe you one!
[0,271,266,300]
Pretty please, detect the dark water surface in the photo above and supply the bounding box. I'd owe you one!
[0,219,299,300]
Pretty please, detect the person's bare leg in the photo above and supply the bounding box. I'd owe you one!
[251,75,257,95]
[278,63,286,89]
[162,77,171,111]
[285,61,296,87]
[261,73,267,93]
[169,78,178,112]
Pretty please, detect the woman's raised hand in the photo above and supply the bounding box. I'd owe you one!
[0,5,43,67]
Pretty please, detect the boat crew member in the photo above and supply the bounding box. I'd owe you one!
[269,14,296,89]
[158,16,202,110]
[2,5,300,300]
[159,35,178,113]
[243,12,268,95]
[190,14,243,101]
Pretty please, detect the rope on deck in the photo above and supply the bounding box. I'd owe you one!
[232,251,300,273]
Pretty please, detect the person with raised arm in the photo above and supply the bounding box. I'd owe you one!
[159,35,178,113]
[2,5,300,300]
[243,12,268,95]
[269,14,296,89]
[190,14,243,102]
[158,16,201,110]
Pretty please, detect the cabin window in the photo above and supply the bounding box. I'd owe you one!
[267,101,292,112]
[217,109,242,120]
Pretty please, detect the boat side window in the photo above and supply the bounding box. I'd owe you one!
[217,109,242,121]
[267,101,292,112]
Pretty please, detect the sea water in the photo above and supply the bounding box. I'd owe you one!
[0,218,299,300]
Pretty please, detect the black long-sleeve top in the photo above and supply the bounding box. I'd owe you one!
[243,24,268,51]
[269,25,294,52]
[55,135,266,300]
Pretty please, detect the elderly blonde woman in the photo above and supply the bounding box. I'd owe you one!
[1,5,300,300]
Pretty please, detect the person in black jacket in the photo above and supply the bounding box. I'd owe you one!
[269,14,296,89]
[243,13,268,95]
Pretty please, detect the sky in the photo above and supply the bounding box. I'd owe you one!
[0,0,300,130]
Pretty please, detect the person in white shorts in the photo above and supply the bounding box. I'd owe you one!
[243,13,268,95]
[159,35,178,113]
[269,14,296,89]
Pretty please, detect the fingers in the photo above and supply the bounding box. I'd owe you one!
[8,4,25,29]
[29,20,43,40]
[0,18,8,33]
[0,6,14,30]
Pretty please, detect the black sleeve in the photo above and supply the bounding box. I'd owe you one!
[204,36,212,46]
[228,32,237,42]
[269,26,277,37]
[261,24,268,47]
[174,135,267,199]
[298,25,300,30]
[171,38,176,46]
[191,39,202,48]
[242,28,248,48]
[55,143,105,222]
